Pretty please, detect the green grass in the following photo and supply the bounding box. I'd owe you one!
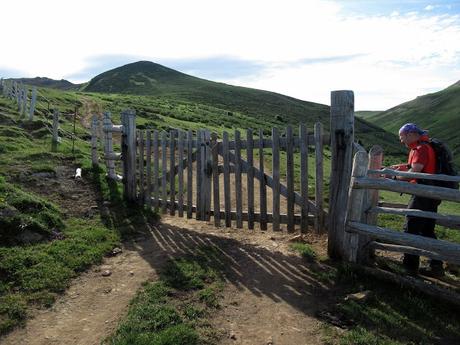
[321,264,460,345]
[0,218,120,334]
[105,246,225,345]
[289,242,317,261]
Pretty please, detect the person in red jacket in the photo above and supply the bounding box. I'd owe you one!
[391,123,444,277]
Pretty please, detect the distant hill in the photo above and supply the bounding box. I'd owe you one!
[363,81,460,166]
[9,77,81,90]
[356,111,382,118]
[83,60,405,157]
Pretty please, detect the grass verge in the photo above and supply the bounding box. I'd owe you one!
[104,246,225,345]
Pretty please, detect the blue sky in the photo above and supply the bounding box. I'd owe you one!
[1,0,460,110]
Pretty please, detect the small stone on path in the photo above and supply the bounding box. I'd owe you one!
[101,270,112,277]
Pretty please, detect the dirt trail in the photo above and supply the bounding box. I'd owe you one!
[2,214,330,345]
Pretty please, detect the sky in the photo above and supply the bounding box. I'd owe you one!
[1,0,460,110]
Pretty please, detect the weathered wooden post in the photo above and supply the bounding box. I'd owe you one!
[328,90,355,260]
[103,112,117,179]
[21,86,28,117]
[345,150,369,262]
[91,115,99,168]
[122,109,137,202]
[52,109,60,143]
[314,122,324,233]
[28,87,37,121]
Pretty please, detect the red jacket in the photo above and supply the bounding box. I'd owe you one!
[407,135,436,182]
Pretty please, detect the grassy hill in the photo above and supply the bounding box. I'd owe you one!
[363,81,460,166]
[83,61,405,159]
[7,77,81,91]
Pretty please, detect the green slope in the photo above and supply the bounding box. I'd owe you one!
[364,81,460,166]
[83,61,404,158]
[8,77,81,91]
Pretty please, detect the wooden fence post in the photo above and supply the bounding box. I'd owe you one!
[328,90,355,260]
[122,109,137,202]
[360,145,384,262]
[91,115,99,168]
[345,150,369,262]
[314,122,324,233]
[28,87,37,121]
[52,109,60,143]
[103,112,116,179]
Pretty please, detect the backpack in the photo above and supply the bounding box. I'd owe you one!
[426,138,459,189]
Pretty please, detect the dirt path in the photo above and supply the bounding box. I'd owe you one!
[2,215,331,345]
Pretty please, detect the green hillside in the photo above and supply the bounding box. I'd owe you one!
[83,61,405,158]
[364,81,460,166]
[8,77,81,91]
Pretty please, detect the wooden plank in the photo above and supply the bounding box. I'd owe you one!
[146,131,152,208]
[223,131,232,227]
[259,129,267,230]
[196,130,203,220]
[345,151,369,263]
[347,221,460,266]
[138,130,145,205]
[187,130,193,218]
[299,123,308,233]
[153,130,159,211]
[122,110,137,202]
[177,130,184,217]
[225,135,331,150]
[358,265,460,308]
[370,207,460,230]
[328,90,355,260]
[314,122,324,233]
[286,125,295,232]
[211,133,221,227]
[204,130,212,221]
[235,130,243,228]
[169,130,176,215]
[353,177,460,203]
[369,168,460,183]
[272,127,281,231]
[161,131,168,214]
[247,128,255,230]
[369,242,454,263]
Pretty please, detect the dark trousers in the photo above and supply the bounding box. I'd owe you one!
[403,195,442,270]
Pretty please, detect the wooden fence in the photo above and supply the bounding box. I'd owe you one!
[342,149,460,265]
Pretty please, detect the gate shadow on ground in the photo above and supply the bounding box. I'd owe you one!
[121,218,336,317]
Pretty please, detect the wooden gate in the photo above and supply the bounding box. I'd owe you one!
[136,124,330,233]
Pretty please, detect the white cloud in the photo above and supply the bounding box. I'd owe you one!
[0,0,459,110]
[425,5,435,11]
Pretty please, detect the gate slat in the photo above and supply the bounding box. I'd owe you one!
[196,130,202,220]
[211,132,220,227]
[247,129,255,230]
[300,124,309,233]
[138,130,145,205]
[272,127,280,231]
[187,130,193,218]
[223,131,232,227]
[161,131,168,214]
[153,130,159,211]
[203,130,212,221]
[259,129,267,230]
[169,130,176,215]
[235,130,243,228]
[314,122,324,233]
[286,125,295,232]
[178,130,184,217]
[146,130,152,208]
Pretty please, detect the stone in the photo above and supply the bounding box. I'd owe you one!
[344,290,372,302]
[102,270,112,277]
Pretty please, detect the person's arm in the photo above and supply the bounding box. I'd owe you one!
[395,162,424,181]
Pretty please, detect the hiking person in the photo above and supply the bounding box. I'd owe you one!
[390,123,444,277]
